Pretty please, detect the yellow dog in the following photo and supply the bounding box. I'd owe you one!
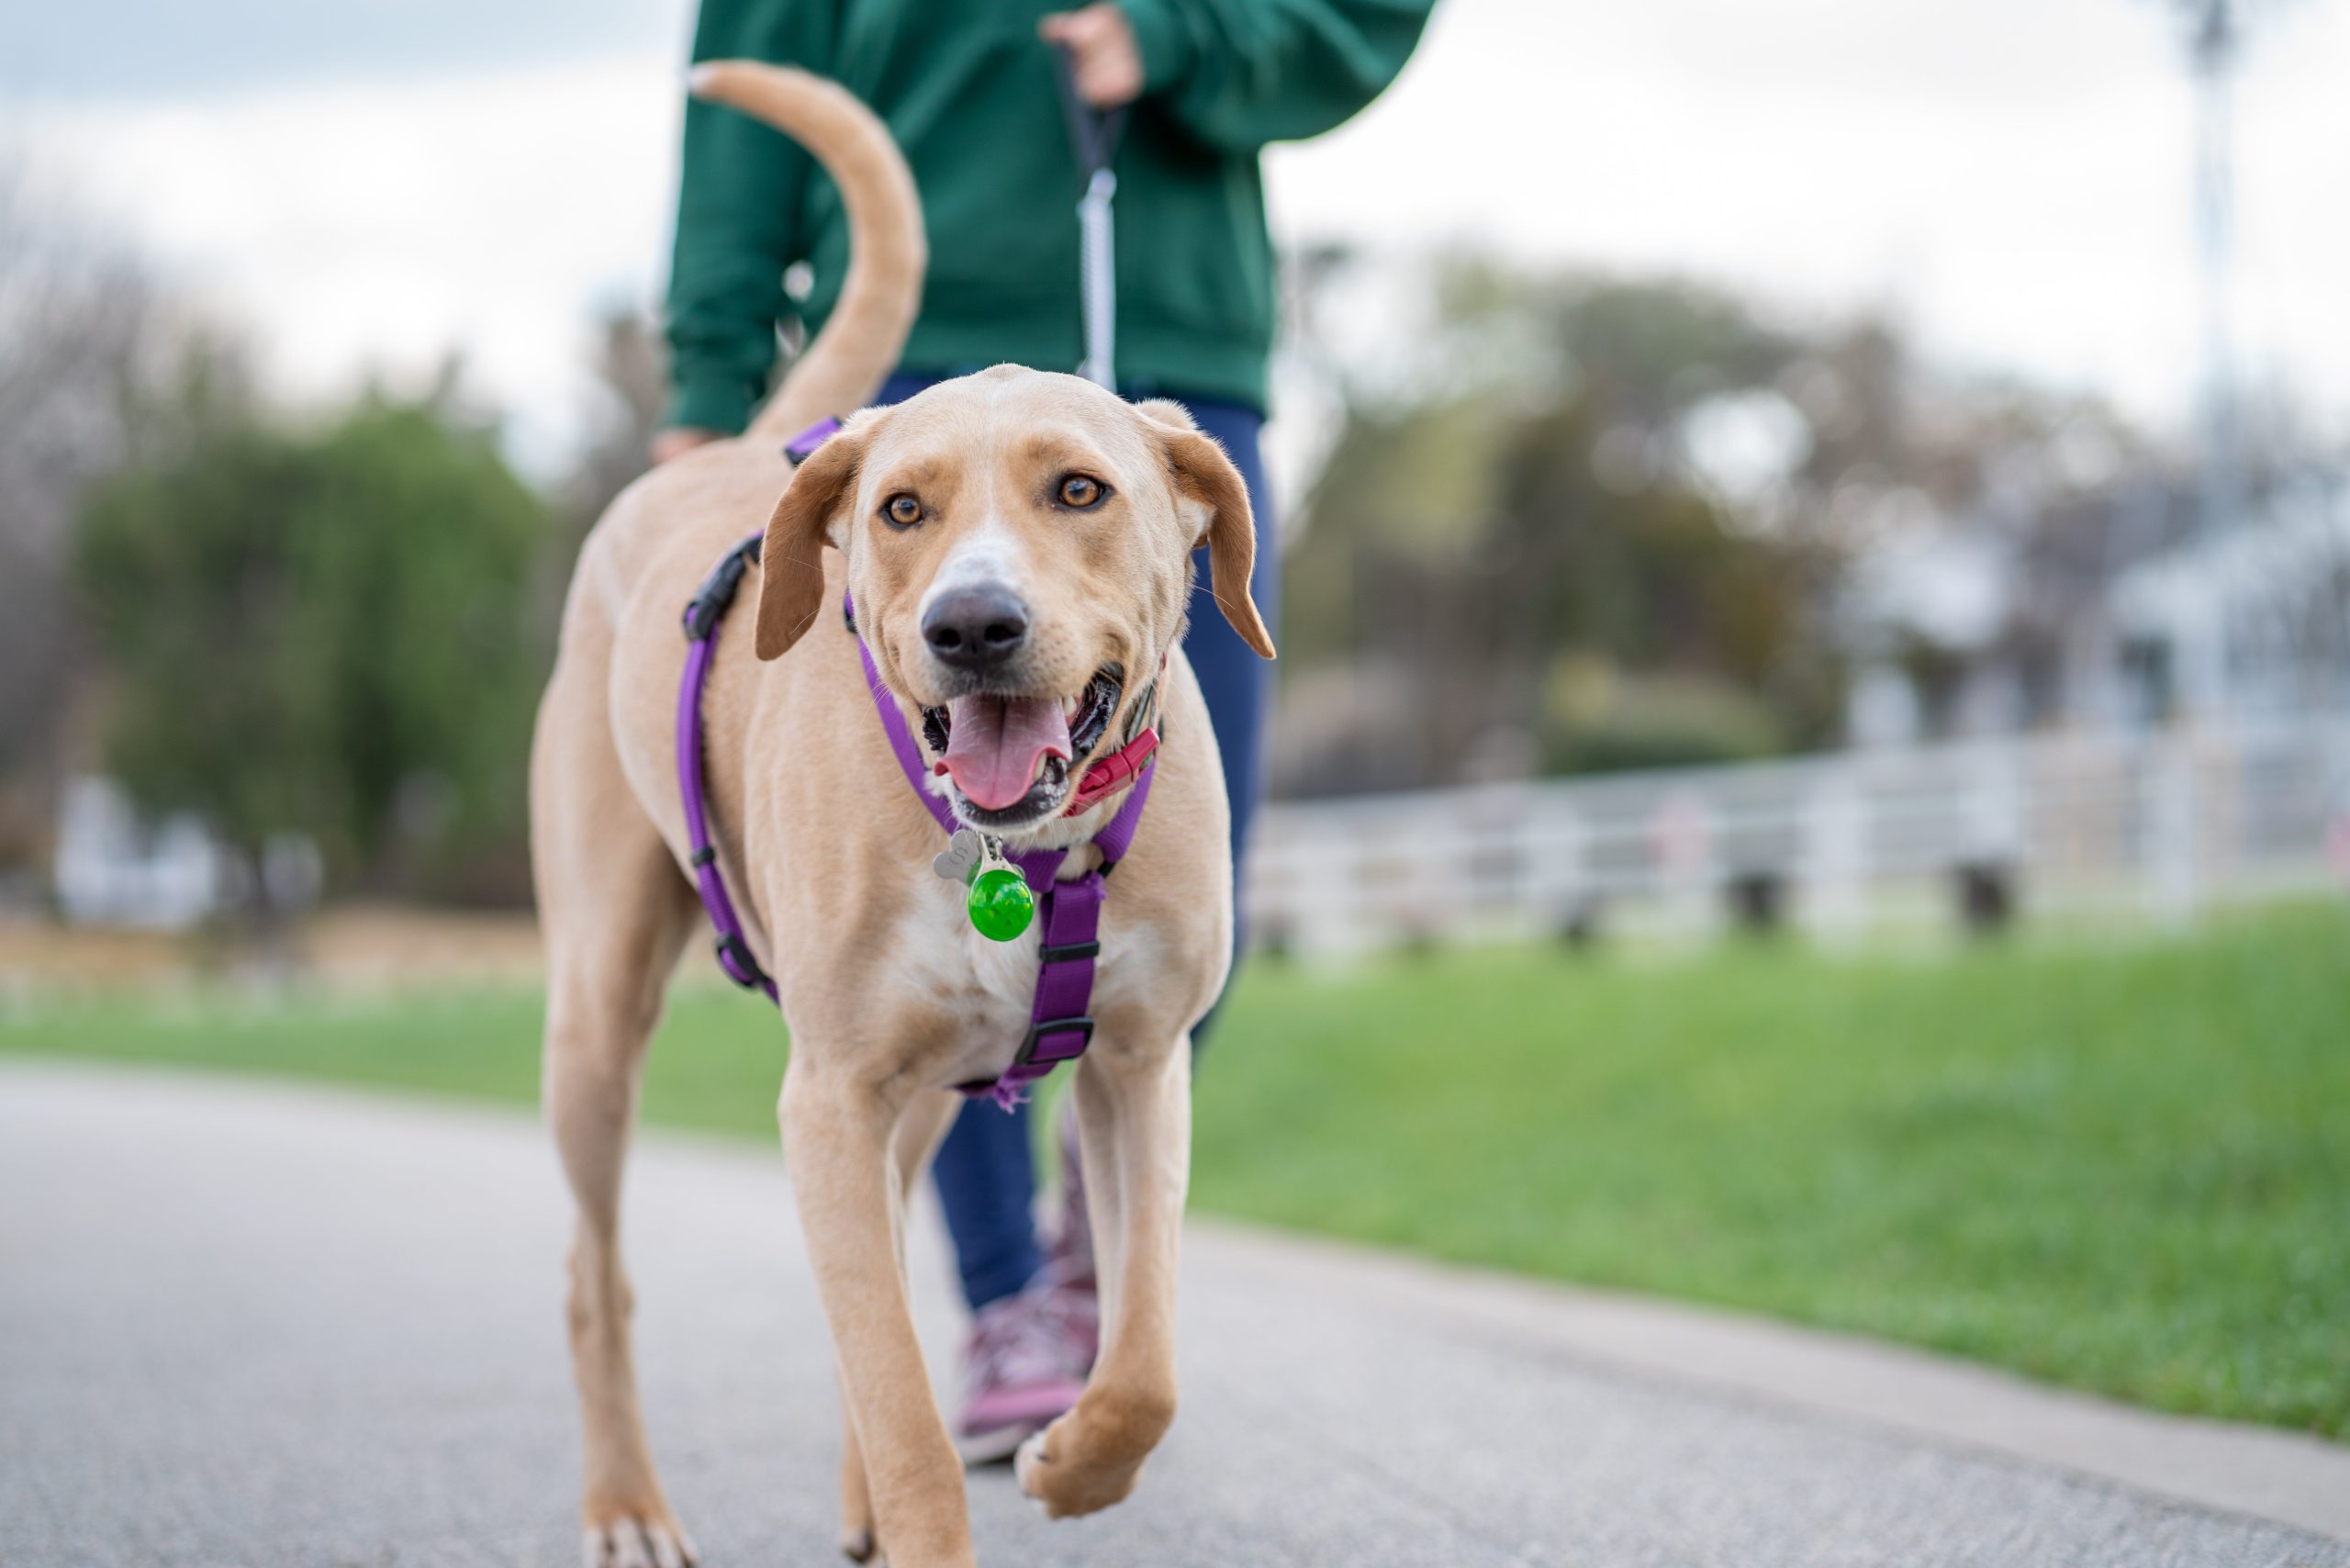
[530,62,1273,1568]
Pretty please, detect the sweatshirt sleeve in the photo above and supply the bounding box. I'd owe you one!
[663,0,839,434]
[1113,0,1436,153]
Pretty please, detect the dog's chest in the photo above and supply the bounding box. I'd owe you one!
[894,868,1151,1083]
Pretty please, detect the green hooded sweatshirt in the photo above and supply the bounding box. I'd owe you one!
[665,0,1436,433]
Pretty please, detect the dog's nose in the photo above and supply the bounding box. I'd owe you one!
[922,586,1030,668]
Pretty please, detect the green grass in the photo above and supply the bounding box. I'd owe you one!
[6,903,2347,1438]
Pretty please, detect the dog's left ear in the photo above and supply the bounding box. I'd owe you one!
[1134,399,1277,660]
[755,415,869,661]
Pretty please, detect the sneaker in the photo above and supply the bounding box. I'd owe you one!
[955,1279,1099,1465]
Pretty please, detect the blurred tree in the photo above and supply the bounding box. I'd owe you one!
[0,158,165,876]
[74,389,551,913]
[1282,263,1832,790]
[515,305,675,678]
[1272,251,2256,790]
[560,305,669,539]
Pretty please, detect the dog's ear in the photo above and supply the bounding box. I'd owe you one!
[1134,398,1200,433]
[1145,408,1277,660]
[755,417,867,661]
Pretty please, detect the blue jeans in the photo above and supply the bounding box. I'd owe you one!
[872,371,1277,1311]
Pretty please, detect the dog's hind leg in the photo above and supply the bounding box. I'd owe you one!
[1015,1040,1192,1519]
[535,648,702,1568]
[836,1382,876,1563]
[544,846,698,1568]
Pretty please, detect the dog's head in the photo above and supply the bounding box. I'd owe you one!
[752,365,1275,834]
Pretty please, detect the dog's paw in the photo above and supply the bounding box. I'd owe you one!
[582,1513,697,1568]
[1013,1428,1058,1514]
[1013,1421,1144,1520]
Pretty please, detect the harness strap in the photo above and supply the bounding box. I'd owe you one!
[676,533,777,1002]
[784,417,841,465]
[674,414,844,1002]
[1024,873,1102,1068]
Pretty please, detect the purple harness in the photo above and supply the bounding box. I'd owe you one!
[674,421,1156,1109]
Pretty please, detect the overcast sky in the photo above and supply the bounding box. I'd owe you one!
[11,0,2350,476]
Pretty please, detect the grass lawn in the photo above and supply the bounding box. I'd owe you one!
[6,902,2346,1439]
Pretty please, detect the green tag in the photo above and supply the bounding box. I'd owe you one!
[967,865,1035,942]
[934,829,1034,941]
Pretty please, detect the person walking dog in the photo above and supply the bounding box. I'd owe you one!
[655,0,1433,1462]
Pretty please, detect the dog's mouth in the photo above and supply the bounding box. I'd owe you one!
[923,666,1123,827]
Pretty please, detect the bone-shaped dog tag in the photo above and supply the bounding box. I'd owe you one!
[933,828,984,883]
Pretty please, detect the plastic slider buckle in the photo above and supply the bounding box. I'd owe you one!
[714,932,765,991]
[1017,1014,1095,1066]
[682,536,762,642]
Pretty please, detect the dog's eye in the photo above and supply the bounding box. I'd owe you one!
[1057,475,1108,510]
[882,493,923,529]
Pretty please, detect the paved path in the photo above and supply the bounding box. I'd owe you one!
[3,1060,2344,1568]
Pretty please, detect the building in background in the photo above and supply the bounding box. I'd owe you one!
[1842,472,2350,747]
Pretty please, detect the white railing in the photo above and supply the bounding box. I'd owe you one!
[1243,717,2350,955]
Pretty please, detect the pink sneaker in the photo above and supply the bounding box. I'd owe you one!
[955,1279,1099,1464]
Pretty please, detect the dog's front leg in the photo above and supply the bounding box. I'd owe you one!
[838,1089,960,1564]
[1015,1039,1191,1518]
[780,1062,975,1568]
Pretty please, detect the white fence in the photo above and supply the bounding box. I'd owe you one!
[1243,716,2350,956]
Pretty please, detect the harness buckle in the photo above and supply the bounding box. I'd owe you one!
[713,932,766,991]
[1017,1014,1095,1067]
[682,535,764,643]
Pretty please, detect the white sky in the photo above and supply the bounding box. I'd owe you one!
[15,0,2350,476]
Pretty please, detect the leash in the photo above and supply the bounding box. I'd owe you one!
[1051,42,1127,390]
[675,420,1159,1109]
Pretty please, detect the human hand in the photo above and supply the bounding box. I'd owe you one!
[651,427,723,465]
[1039,5,1143,110]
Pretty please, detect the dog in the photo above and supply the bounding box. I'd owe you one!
[531,62,1275,1568]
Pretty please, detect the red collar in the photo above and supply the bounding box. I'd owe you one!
[1062,655,1167,815]
[1066,725,1159,814]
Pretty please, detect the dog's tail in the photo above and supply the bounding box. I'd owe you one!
[687,62,925,442]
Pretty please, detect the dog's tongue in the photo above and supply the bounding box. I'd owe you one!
[938,695,1071,811]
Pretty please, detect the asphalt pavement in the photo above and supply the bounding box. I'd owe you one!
[3,1059,2344,1568]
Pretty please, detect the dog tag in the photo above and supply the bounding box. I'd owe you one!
[933,829,1034,940]
[933,828,984,883]
[965,836,1035,943]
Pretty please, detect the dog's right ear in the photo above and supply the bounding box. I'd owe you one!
[1135,403,1276,660]
[755,418,868,661]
